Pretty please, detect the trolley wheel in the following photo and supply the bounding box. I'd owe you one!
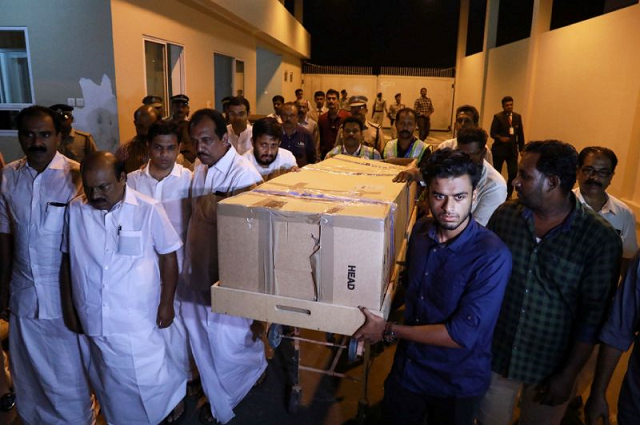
[348,338,359,362]
[288,387,302,413]
[356,399,369,424]
[268,324,284,348]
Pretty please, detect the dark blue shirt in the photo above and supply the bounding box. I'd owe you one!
[280,126,316,167]
[389,216,512,397]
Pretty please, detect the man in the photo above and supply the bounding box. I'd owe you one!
[438,105,493,165]
[318,89,350,159]
[165,94,195,170]
[268,95,284,123]
[574,146,637,274]
[294,88,305,102]
[383,108,430,167]
[116,104,159,173]
[478,140,622,425]
[414,87,434,141]
[221,96,232,123]
[388,93,405,139]
[143,94,165,119]
[309,90,328,122]
[0,106,93,424]
[182,109,266,424]
[584,255,640,425]
[167,94,190,123]
[490,96,525,199]
[50,103,98,163]
[296,99,321,159]
[372,92,387,127]
[243,117,297,179]
[340,89,349,111]
[226,96,253,155]
[336,96,386,153]
[355,148,511,425]
[62,151,186,424]
[280,102,316,167]
[326,116,381,159]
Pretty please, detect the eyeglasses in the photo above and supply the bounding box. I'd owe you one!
[580,167,612,178]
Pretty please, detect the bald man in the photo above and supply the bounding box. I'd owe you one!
[116,105,159,173]
[62,151,187,424]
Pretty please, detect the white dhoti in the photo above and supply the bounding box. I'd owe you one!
[83,325,187,424]
[10,315,94,425]
[180,287,267,424]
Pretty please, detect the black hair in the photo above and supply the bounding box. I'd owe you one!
[326,89,339,98]
[295,89,303,95]
[16,105,62,134]
[314,90,325,98]
[340,89,347,95]
[147,121,180,145]
[189,109,228,141]
[395,107,417,122]
[422,148,481,190]
[523,140,578,195]
[395,93,401,98]
[342,116,364,132]
[578,146,618,172]
[272,95,284,103]
[501,96,514,105]
[455,104,480,125]
[252,117,282,142]
[228,96,251,113]
[457,127,488,149]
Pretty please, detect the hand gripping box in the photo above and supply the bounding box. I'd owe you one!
[217,155,416,311]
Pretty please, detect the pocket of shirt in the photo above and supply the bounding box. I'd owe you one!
[42,202,67,232]
[118,230,143,257]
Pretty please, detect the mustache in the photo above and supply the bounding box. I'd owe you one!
[27,145,47,153]
[585,179,603,187]
[399,130,412,136]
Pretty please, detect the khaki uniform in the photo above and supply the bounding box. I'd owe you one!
[57,128,97,163]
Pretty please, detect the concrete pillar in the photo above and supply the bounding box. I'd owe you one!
[453,0,470,127]
[479,0,500,122]
[294,0,303,24]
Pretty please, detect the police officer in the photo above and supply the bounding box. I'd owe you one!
[142,95,165,119]
[50,104,97,163]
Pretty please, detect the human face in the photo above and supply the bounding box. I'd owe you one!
[272,100,284,116]
[228,104,248,130]
[420,88,427,97]
[512,152,546,209]
[577,153,614,198]
[171,101,189,121]
[295,91,303,100]
[60,115,73,135]
[190,117,228,166]
[83,164,126,211]
[315,95,325,109]
[134,109,158,137]
[457,142,486,166]
[253,134,280,166]
[343,122,363,152]
[502,101,514,114]
[326,94,339,112]
[281,105,299,133]
[428,175,475,237]
[297,100,309,118]
[18,114,60,172]
[395,112,416,140]
[454,112,475,132]
[395,95,401,104]
[350,104,367,122]
[149,134,179,171]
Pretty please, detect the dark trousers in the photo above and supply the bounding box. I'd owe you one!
[492,144,518,198]
[382,376,483,425]
[416,115,431,140]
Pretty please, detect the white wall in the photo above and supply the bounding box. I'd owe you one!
[453,52,485,122]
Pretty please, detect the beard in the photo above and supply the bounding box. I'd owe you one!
[434,202,473,232]
[255,151,276,166]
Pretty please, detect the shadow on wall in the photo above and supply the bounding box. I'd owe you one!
[74,74,120,152]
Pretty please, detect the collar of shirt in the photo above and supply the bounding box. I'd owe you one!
[342,144,362,156]
[18,151,66,174]
[574,187,617,215]
[520,194,579,238]
[426,217,478,252]
[210,145,236,176]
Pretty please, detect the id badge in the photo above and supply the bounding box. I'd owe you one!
[509,127,515,135]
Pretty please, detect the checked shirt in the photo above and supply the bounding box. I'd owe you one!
[487,197,621,384]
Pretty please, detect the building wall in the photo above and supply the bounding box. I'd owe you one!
[453,51,485,123]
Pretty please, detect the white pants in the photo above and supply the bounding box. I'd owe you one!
[10,315,94,425]
[180,287,267,424]
[477,372,571,425]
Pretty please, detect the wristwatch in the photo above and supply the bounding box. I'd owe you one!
[383,321,397,343]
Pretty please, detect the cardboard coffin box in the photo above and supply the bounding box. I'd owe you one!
[217,155,415,311]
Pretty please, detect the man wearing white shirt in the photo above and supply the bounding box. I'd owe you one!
[437,105,493,166]
[182,109,266,424]
[0,106,94,424]
[62,151,187,424]
[226,96,253,155]
[243,117,298,180]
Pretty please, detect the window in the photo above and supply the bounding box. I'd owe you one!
[0,28,34,132]
[235,60,244,97]
[143,38,185,117]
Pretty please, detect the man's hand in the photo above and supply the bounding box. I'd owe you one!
[250,321,265,342]
[534,372,575,406]
[353,307,385,344]
[156,300,175,329]
[585,393,610,425]
[393,167,421,183]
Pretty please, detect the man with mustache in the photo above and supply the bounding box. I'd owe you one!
[308,90,327,123]
[243,117,297,179]
[279,102,316,167]
[0,106,94,424]
[326,116,381,159]
[335,96,386,153]
[478,140,622,425]
[383,108,431,167]
[226,96,253,155]
[181,109,265,424]
[318,89,350,159]
[267,95,284,124]
[355,149,511,425]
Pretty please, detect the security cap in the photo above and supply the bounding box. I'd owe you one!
[348,95,368,107]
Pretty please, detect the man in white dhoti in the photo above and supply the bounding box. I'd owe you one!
[182,108,266,424]
[0,106,94,425]
[62,151,187,424]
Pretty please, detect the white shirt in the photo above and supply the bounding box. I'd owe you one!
[242,148,297,177]
[0,152,82,318]
[64,187,182,336]
[191,146,263,198]
[437,137,494,165]
[226,123,253,155]
[128,162,192,269]
[574,187,638,258]
[473,160,508,226]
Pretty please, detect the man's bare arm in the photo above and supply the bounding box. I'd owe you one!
[585,344,624,425]
[157,251,178,328]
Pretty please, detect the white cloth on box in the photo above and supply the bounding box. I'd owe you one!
[65,186,186,424]
[242,148,297,177]
[226,123,253,155]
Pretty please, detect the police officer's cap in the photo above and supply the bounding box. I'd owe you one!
[50,104,74,119]
[348,96,368,107]
[170,94,189,104]
[142,95,163,106]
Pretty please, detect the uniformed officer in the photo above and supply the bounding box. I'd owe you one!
[50,104,98,163]
[335,95,386,153]
[142,95,165,119]
[167,94,190,123]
